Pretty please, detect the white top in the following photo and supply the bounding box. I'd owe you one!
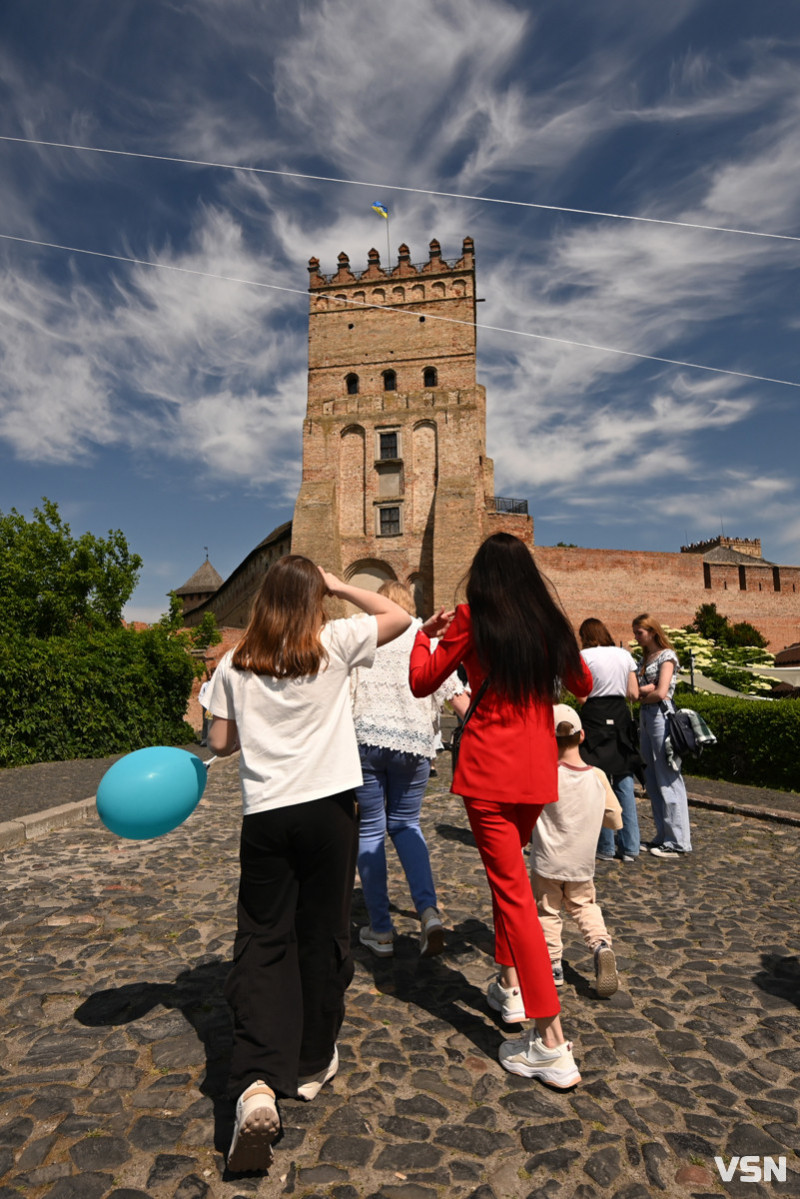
[530,763,622,882]
[351,618,465,757]
[581,646,637,698]
[207,615,378,814]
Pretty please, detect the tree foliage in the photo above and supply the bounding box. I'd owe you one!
[0,499,142,638]
[689,602,768,650]
[0,499,196,765]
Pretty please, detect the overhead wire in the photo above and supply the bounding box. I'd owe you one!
[1,229,798,390]
[1,133,800,245]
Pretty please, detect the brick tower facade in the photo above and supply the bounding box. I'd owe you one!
[291,237,532,612]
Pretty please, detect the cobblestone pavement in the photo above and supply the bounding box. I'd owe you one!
[1,756,799,1199]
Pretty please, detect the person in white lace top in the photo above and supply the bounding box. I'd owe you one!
[351,581,466,959]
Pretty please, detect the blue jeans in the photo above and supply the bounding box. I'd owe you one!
[355,745,436,933]
[639,705,692,853]
[597,773,640,858]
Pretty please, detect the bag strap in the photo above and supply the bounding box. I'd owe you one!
[459,676,491,733]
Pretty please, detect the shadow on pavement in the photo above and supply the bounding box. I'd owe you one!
[753,953,800,1009]
[73,958,238,1159]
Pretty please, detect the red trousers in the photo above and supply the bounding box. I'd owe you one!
[464,798,561,1020]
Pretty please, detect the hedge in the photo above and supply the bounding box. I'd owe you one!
[672,692,800,793]
[0,626,195,767]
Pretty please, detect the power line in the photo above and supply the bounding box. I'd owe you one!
[1,229,798,390]
[2,133,800,246]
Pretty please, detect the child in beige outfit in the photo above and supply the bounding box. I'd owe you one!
[530,704,623,998]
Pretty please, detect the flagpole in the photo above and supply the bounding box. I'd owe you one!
[385,215,391,268]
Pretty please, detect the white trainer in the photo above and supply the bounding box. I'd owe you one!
[359,925,394,957]
[297,1045,339,1101]
[499,1030,581,1089]
[486,977,525,1023]
[227,1080,280,1172]
[419,907,445,958]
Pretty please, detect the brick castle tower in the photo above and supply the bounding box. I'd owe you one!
[291,236,532,612]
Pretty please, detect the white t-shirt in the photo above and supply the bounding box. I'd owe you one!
[530,763,621,882]
[207,616,378,815]
[581,646,637,698]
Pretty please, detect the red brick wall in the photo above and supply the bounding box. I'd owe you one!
[535,546,800,652]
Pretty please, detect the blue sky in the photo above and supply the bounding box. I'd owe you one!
[1,0,799,620]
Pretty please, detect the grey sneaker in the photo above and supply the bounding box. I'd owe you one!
[594,942,618,998]
[487,977,525,1022]
[297,1045,338,1101]
[552,961,564,988]
[359,925,394,957]
[227,1080,280,1172]
[499,1030,581,1088]
[419,907,445,958]
[649,846,683,859]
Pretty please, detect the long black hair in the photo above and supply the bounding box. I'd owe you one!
[466,533,582,704]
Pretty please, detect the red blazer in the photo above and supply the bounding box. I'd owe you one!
[409,605,592,804]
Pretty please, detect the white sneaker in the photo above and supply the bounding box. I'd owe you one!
[486,977,525,1023]
[297,1045,339,1101]
[499,1030,581,1089]
[419,906,445,958]
[593,942,618,998]
[359,925,394,957]
[227,1080,280,1172]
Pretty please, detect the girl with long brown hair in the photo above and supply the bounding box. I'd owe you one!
[207,555,411,1171]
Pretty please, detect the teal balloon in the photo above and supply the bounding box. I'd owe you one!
[96,747,208,840]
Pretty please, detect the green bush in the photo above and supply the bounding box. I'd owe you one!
[673,692,800,792]
[0,626,195,767]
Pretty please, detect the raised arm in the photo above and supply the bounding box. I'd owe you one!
[319,569,411,646]
[410,606,472,697]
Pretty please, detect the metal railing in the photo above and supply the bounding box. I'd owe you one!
[491,497,529,515]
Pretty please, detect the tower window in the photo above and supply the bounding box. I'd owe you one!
[382,369,397,391]
[345,373,359,395]
[423,367,437,388]
[379,431,398,459]
[379,506,401,536]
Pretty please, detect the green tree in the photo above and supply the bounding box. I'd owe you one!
[0,498,142,637]
[689,603,729,643]
[157,592,222,677]
[0,500,196,765]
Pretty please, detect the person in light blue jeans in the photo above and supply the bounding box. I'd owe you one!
[350,581,467,959]
[356,745,436,937]
[633,614,692,858]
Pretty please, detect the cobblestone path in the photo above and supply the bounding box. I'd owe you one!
[1,756,799,1198]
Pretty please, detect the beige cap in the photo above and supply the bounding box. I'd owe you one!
[553,703,582,735]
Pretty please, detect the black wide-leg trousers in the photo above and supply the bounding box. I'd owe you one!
[224,790,358,1100]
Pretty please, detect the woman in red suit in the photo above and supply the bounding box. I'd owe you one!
[409,533,592,1088]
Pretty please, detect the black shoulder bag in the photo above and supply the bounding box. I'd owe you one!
[450,677,490,773]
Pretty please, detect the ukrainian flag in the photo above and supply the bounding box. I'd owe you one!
[371,202,389,219]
